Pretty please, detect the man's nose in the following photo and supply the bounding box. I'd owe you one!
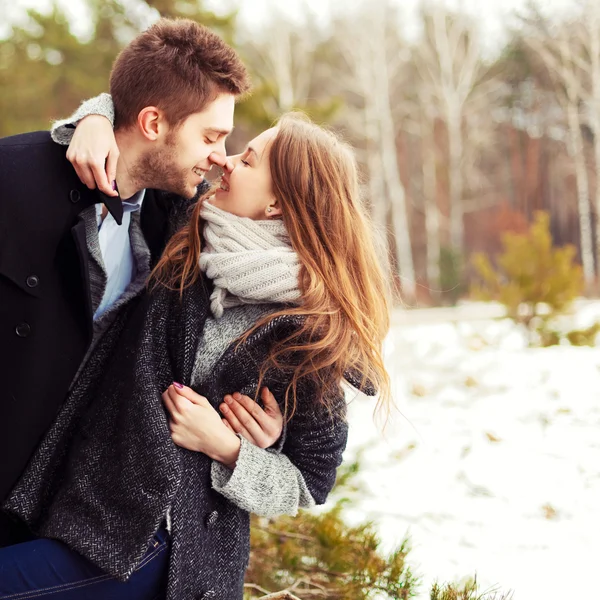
[208,139,227,162]
[208,151,234,174]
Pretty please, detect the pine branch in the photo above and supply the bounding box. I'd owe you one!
[251,525,315,542]
[256,593,304,600]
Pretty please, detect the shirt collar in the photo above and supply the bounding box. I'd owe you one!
[95,188,145,225]
[122,189,145,213]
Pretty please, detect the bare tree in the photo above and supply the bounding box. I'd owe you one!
[523,12,596,284]
[333,0,417,301]
[418,84,442,297]
[242,2,322,116]
[415,5,486,252]
[584,3,600,279]
[561,0,600,282]
[371,4,416,301]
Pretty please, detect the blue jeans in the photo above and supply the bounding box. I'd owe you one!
[0,527,169,599]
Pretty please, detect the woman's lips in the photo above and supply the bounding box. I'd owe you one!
[219,175,230,191]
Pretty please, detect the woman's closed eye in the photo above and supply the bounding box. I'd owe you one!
[241,159,250,166]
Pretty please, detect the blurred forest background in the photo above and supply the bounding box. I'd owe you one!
[2,0,600,307]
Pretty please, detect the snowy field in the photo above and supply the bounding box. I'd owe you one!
[342,300,600,599]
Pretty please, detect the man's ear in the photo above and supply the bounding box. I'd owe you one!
[137,107,164,141]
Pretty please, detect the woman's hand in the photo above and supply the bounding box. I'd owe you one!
[162,383,241,467]
[219,387,284,449]
[66,114,119,197]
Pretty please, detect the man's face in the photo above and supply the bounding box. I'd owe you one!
[136,93,235,199]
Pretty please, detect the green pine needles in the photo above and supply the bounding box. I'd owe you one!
[471,211,585,345]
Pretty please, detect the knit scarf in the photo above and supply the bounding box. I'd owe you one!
[199,201,301,318]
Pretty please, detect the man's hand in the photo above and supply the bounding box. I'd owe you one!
[66,115,119,197]
[219,387,284,449]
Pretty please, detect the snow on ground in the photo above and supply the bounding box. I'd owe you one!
[341,300,600,599]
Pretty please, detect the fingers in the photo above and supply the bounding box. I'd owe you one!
[169,424,186,449]
[69,160,97,190]
[260,387,283,418]
[234,392,273,430]
[67,153,115,196]
[90,158,114,197]
[103,147,120,197]
[219,398,255,445]
[161,385,192,422]
[64,114,119,194]
[170,383,209,406]
[161,388,178,421]
[221,393,281,448]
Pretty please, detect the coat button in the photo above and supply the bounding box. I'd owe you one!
[205,510,218,528]
[26,275,39,288]
[15,323,31,337]
[69,189,81,203]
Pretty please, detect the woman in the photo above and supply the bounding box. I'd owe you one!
[0,109,392,600]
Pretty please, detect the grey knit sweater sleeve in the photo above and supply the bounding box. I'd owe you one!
[51,93,115,145]
[211,436,316,517]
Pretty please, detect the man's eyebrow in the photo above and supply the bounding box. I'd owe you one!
[204,127,234,136]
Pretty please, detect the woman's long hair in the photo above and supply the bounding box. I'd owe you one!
[151,113,392,422]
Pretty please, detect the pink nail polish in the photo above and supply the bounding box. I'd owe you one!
[173,382,184,389]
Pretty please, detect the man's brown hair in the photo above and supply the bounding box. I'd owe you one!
[110,18,251,129]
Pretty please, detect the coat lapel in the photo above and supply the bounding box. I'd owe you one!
[81,206,108,317]
[169,276,212,385]
[140,189,169,267]
[70,216,94,335]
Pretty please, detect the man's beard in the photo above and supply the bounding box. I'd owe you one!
[130,136,197,199]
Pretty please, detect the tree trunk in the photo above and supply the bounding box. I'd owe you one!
[371,4,416,301]
[345,12,393,283]
[508,125,526,212]
[566,100,595,284]
[446,99,464,251]
[422,113,441,298]
[587,5,600,281]
[525,134,542,213]
[363,56,389,274]
[272,26,295,112]
[365,98,391,279]
[376,72,416,302]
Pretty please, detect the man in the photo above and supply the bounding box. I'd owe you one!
[0,18,250,546]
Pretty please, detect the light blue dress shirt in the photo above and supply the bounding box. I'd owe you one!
[93,190,146,320]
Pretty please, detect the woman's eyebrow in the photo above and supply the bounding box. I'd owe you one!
[245,146,259,160]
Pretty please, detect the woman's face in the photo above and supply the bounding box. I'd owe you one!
[210,127,281,220]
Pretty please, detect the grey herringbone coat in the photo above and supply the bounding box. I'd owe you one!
[3,276,349,600]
